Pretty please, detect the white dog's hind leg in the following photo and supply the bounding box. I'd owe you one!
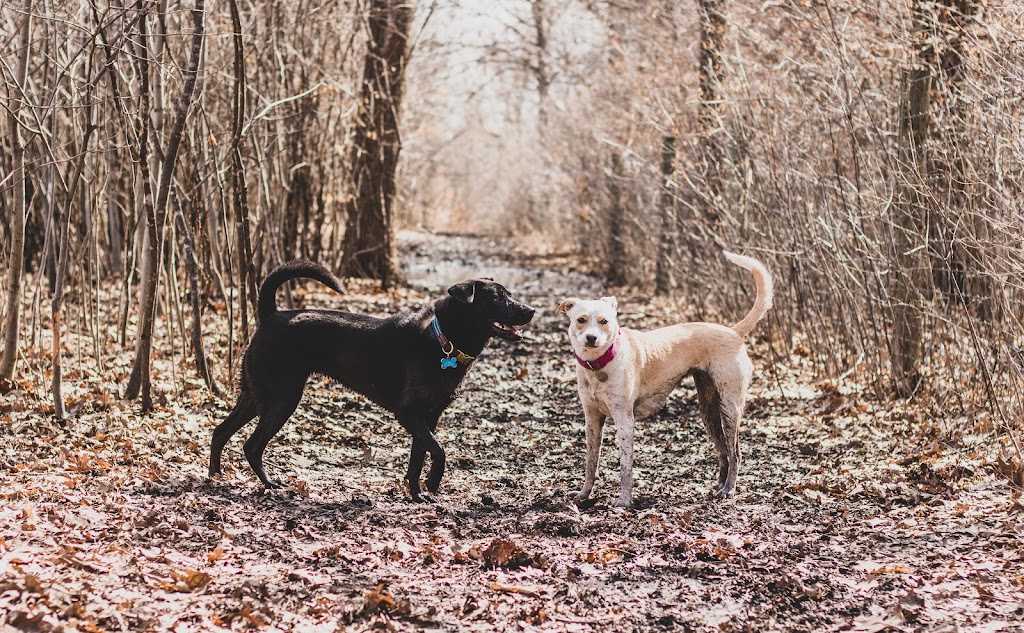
[573,405,604,501]
[691,368,736,497]
[612,410,636,508]
[717,389,745,497]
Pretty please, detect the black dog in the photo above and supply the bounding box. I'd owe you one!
[208,260,535,502]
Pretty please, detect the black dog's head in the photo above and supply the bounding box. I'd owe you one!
[444,279,535,342]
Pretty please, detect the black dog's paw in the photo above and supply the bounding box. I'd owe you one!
[263,479,285,490]
[410,491,436,504]
[425,478,442,494]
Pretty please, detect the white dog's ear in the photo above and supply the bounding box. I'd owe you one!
[600,296,618,310]
[556,298,578,316]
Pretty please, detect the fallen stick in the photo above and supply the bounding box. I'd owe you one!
[489,582,541,598]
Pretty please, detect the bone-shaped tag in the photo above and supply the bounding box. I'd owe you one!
[440,357,458,369]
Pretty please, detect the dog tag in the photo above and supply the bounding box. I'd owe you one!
[597,371,609,383]
[440,357,458,369]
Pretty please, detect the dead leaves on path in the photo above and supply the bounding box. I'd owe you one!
[3,233,1024,631]
[479,537,547,570]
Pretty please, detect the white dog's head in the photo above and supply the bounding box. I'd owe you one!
[556,296,620,359]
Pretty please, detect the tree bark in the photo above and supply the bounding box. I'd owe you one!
[530,0,550,128]
[172,182,219,396]
[605,152,628,287]
[697,0,725,223]
[340,0,413,288]
[51,80,99,420]
[125,0,206,411]
[655,136,677,296]
[923,1,988,317]
[227,0,258,332]
[890,5,931,397]
[0,0,34,385]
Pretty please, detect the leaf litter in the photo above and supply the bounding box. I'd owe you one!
[1,232,1022,631]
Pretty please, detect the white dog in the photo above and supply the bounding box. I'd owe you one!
[557,251,773,507]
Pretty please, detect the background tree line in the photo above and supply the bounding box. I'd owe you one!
[2,0,1022,442]
[1,0,411,412]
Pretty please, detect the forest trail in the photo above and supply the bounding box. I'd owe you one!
[2,233,1022,632]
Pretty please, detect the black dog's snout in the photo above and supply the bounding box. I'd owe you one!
[509,300,536,324]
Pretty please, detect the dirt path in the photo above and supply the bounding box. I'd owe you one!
[2,233,1022,632]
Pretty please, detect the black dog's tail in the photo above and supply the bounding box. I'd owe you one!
[257,260,346,319]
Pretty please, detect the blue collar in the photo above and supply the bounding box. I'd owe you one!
[431,317,475,368]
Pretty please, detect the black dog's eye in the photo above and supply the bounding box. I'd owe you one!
[576,317,586,324]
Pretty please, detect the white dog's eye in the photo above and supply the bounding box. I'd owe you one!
[576,316,586,324]
[598,318,608,325]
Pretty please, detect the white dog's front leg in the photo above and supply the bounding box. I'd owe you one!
[612,412,635,508]
[574,405,604,501]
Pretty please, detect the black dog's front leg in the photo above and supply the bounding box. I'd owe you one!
[406,438,430,502]
[424,416,445,493]
[401,418,445,503]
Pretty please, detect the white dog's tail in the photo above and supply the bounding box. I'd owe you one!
[723,251,774,337]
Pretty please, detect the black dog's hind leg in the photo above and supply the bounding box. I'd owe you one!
[243,381,304,489]
[400,415,445,502]
[209,389,259,477]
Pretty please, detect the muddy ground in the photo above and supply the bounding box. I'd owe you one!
[2,233,1022,632]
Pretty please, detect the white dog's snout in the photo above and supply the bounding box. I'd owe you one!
[580,326,605,347]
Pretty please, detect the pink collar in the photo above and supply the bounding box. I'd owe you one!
[575,332,620,371]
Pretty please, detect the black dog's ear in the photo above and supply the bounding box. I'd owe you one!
[448,280,477,304]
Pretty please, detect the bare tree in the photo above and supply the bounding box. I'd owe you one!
[529,0,551,127]
[697,0,725,223]
[655,136,676,295]
[605,151,628,286]
[173,182,219,395]
[922,1,987,315]
[226,0,257,334]
[0,0,33,385]
[51,52,101,419]
[341,0,414,287]
[124,0,206,411]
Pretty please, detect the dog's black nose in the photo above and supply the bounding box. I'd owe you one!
[585,334,597,345]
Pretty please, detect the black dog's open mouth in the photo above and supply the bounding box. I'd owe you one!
[492,321,526,341]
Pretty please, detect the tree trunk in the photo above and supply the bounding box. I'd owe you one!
[340,0,413,288]
[530,0,550,128]
[923,1,989,317]
[123,2,158,405]
[0,0,33,385]
[173,182,219,396]
[655,136,677,296]
[605,152,628,287]
[697,0,725,223]
[227,0,258,332]
[125,0,206,411]
[890,52,930,397]
[51,88,98,420]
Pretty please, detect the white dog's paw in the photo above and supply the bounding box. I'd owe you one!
[711,485,735,500]
[612,496,632,509]
[571,490,591,503]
